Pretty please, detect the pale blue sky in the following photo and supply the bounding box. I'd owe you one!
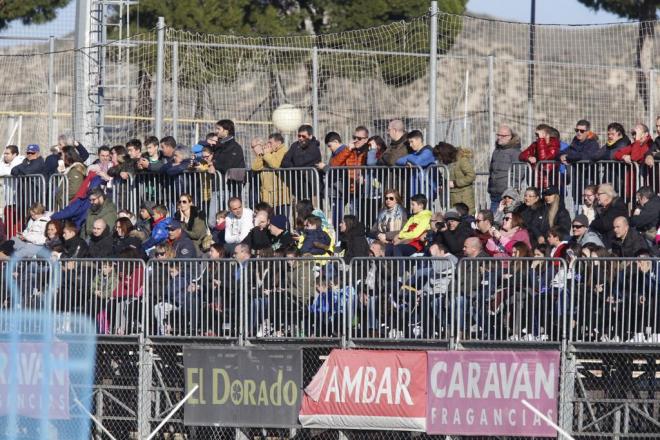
[467,0,632,24]
[0,0,636,41]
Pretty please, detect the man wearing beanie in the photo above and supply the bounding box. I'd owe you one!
[269,214,293,251]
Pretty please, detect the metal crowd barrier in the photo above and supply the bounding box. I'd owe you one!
[570,257,660,344]
[144,258,240,339]
[638,161,660,194]
[0,258,54,334]
[57,258,146,336]
[564,160,640,212]
[237,167,320,219]
[108,175,138,215]
[324,165,430,237]
[425,164,451,213]
[48,173,69,212]
[474,172,490,211]
[8,255,660,345]
[243,257,345,342]
[349,257,453,342]
[0,174,46,239]
[507,161,534,195]
[455,257,566,343]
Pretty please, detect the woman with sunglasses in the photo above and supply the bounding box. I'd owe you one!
[174,193,209,252]
[367,189,408,245]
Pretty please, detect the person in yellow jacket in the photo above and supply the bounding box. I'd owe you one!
[251,134,290,211]
[387,194,432,257]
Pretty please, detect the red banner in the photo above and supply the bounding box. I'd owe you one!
[299,349,427,431]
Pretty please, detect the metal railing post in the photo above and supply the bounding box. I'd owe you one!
[154,17,165,139]
[172,41,179,141]
[47,36,55,148]
[428,1,439,147]
[649,69,655,139]
[312,46,319,138]
[488,54,495,154]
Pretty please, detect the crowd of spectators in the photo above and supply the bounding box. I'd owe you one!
[0,116,659,342]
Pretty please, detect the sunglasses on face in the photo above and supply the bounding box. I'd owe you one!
[297,134,309,139]
[352,135,366,141]
[572,224,585,229]
[179,199,189,204]
[385,196,396,201]
[575,128,586,133]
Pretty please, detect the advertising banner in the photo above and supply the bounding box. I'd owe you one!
[299,349,427,431]
[183,347,302,428]
[426,350,560,437]
[0,342,70,419]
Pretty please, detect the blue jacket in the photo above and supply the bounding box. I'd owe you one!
[143,217,173,251]
[564,136,600,162]
[300,228,331,255]
[172,231,198,258]
[51,198,91,230]
[395,146,435,168]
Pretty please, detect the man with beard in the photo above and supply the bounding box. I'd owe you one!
[281,124,322,201]
[83,188,117,239]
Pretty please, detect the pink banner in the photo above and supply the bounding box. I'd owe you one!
[299,349,427,431]
[426,351,560,437]
[0,342,70,419]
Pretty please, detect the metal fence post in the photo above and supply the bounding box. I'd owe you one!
[312,46,319,137]
[488,54,495,154]
[428,1,439,147]
[48,36,55,148]
[154,17,165,139]
[172,41,179,141]
[73,0,91,145]
[137,335,153,439]
[649,69,656,133]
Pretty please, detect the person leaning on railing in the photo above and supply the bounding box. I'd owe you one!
[519,124,560,191]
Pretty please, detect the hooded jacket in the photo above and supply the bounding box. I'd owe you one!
[339,221,369,263]
[564,132,600,162]
[488,134,522,196]
[449,148,477,214]
[143,217,172,251]
[281,137,322,168]
[395,145,435,168]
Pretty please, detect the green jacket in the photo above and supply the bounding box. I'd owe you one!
[84,199,118,239]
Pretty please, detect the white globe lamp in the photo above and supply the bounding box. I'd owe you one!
[272,104,303,132]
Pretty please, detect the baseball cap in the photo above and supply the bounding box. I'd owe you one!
[26,144,40,154]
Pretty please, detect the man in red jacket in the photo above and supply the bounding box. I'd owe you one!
[519,124,560,190]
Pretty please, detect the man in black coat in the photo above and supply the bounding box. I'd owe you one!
[437,210,475,257]
[611,216,648,257]
[11,144,46,177]
[631,186,660,241]
[88,219,114,258]
[212,119,245,199]
[281,124,321,200]
[167,220,198,259]
[590,184,629,248]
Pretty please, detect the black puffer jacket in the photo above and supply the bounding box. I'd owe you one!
[596,135,631,161]
[488,135,522,196]
[62,235,89,259]
[438,221,475,257]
